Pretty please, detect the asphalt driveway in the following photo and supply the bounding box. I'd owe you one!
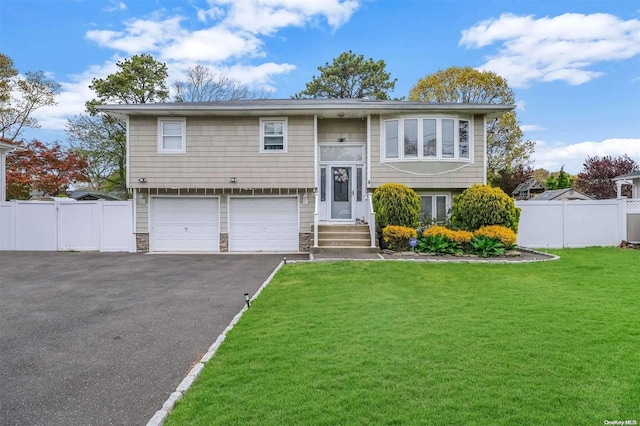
[0,251,306,426]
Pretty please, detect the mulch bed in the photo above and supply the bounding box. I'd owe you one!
[619,240,640,250]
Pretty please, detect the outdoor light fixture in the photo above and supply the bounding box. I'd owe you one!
[283,256,287,265]
[138,178,147,183]
[244,293,251,308]
[229,177,238,183]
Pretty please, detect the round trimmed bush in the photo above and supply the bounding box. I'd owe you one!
[372,183,421,228]
[450,184,521,232]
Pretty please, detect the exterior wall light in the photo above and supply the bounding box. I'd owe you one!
[229,177,238,183]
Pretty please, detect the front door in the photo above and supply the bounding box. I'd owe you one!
[330,166,353,220]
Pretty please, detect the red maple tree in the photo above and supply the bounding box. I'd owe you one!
[4,138,90,200]
[574,154,639,199]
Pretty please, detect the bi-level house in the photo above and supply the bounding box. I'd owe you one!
[97,99,514,253]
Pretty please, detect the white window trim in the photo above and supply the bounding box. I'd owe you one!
[418,192,452,223]
[157,117,186,154]
[259,117,288,153]
[382,115,473,162]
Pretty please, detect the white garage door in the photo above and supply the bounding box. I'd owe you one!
[229,197,298,252]
[151,197,219,252]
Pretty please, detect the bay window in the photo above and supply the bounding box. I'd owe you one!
[383,116,472,161]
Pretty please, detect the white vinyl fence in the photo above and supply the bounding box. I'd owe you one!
[515,199,631,248]
[0,200,134,252]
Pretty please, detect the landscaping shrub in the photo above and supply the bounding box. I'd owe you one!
[422,226,473,246]
[474,225,517,248]
[450,184,520,232]
[373,183,421,228]
[382,225,417,251]
[470,236,505,258]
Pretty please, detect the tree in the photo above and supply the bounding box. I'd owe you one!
[574,155,639,199]
[88,54,169,107]
[491,165,534,195]
[0,53,61,141]
[67,54,169,197]
[172,64,270,102]
[408,66,534,184]
[544,166,573,190]
[293,51,397,100]
[4,138,89,199]
[66,114,125,192]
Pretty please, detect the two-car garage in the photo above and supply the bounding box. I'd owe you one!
[149,196,299,252]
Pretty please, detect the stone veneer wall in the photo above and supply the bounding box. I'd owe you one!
[136,233,149,252]
[138,232,305,252]
[299,233,311,252]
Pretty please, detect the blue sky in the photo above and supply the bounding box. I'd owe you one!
[2,0,639,174]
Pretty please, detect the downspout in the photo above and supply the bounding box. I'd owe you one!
[366,114,371,188]
[483,115,487,185]
[313,114,319,248]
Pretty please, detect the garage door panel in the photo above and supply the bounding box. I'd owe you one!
[151,197,219,252]
[229,197,298,252]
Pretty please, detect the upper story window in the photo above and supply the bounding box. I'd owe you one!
[260,117,288,153]
[158,117,186,154]
[384,116,471,161]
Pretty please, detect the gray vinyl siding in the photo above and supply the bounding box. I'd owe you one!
[369,114,485,190]
[317,118,366,143]
[129,115,314,189]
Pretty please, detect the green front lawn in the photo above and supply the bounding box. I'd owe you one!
[166,248,639,425]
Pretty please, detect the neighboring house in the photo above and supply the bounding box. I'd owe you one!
[97,99,514,253]
[531,188,593,201]
[70,191,122,201]
[0,140,25,202]
[613,171,640,199]
[512,177,546,200]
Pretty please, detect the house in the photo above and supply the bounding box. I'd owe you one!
[511,177,546,200]
[70,191,122,201]
[96,99,514,253]
[531,188,593,201]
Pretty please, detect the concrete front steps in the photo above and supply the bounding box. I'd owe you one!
[311,224,379,254]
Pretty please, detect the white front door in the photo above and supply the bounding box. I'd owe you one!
[330,166,354,220]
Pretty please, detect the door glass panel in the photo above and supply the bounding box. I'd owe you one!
[320,167,326,202]
[356,167,363,202]
[331,167,351,219]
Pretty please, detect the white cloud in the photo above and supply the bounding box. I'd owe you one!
[86,16,185,55]
[161,27,263,62]
[209,0,360,34]
[104,1,127,12]
[532,138,640,173]
[30,1,360,136]
[31,61,121,134]
[460,13,640,87]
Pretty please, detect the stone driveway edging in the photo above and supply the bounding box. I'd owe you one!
[146,260,286,426]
